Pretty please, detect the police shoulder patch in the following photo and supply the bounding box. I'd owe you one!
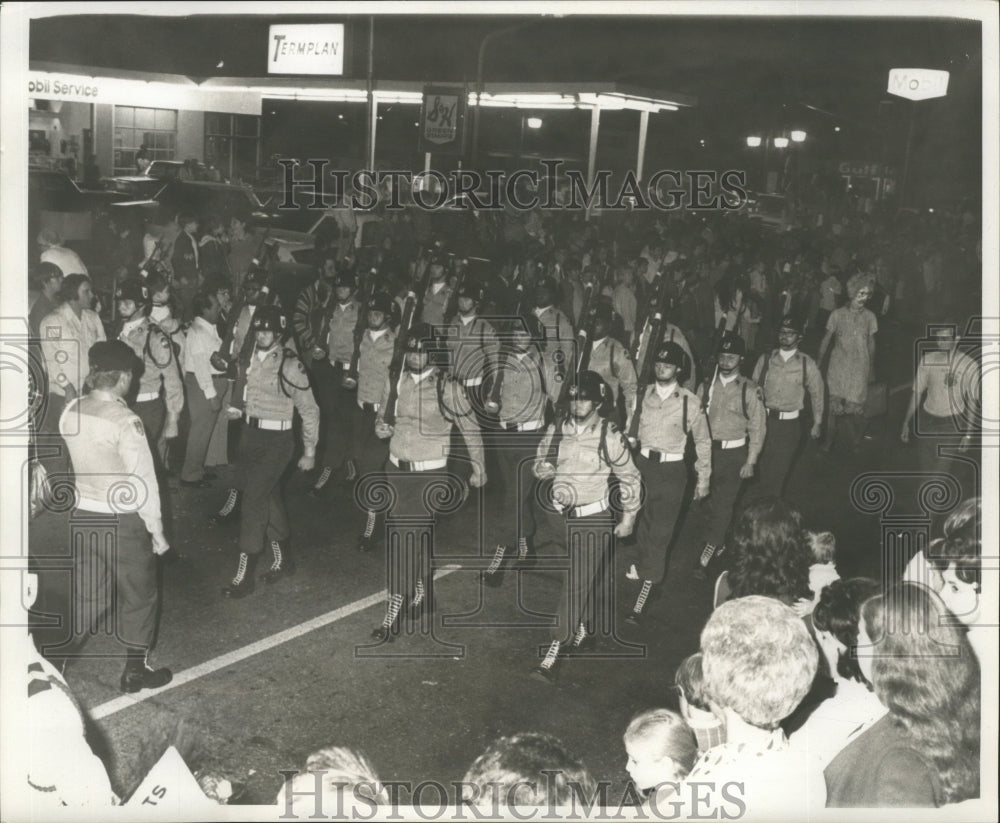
[132,418,145,437]
[45,326,62,339]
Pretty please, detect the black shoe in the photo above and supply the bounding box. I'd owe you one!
[180,478,213,488]
[261,557,296,584]
[221,576,255,598]
[481,544,507,588]
[120,661,173,693]
[209,489,241,525]
[530,665,558,685]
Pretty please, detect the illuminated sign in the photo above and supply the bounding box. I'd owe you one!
[887,68,950,101]
[419,86,467,155]
[268,24,345,75]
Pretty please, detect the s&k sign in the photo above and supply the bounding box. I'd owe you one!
[419,86,467,155]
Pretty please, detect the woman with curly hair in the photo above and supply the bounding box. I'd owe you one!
[818,271,878,452]
[824,583,981,807]
[713,497,812,609]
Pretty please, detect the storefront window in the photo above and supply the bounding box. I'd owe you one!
[113,106,177,175]
[205,113,260,184]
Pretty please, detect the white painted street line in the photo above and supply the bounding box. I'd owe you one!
[90,565,462,720]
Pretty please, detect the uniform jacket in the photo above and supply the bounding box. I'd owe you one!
[637,382,712,491]
[40,303,107,396]
[357,328,395,406]
[497,349,548,426]
[58,390,162,534]
[536,415,642,513]
[119,315,184,414]
[244,345,320,451]
[377,368,485,473]
[419,281,452,328]
[752,348,825,419]
[447,314,500,383]
[589,335,638,414]
[699,373,767,463]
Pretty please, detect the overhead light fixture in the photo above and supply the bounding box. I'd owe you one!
[773,136,789,148]
[746,136,762,147]
[834,126,841,132]
[216,60,225,69]
[526,117,543,129]
[791,130,807,142]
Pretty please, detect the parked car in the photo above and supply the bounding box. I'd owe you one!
[100,175,168,199]
[145,159,222,182]
[29,166,129,248]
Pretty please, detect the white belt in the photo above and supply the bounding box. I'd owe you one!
[331,360,351,369]
[556,498,610,518]
[770,408,800,420]
[77,497,136,515]
[389,455,448,472]
[640,447,685,463]
[358,401,380,411]
[502,419,544,431]
[245,415,292,431]
[716,437,747,449]
[136,391,160,403]
[461,376,483,387]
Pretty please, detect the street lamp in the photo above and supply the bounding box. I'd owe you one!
[790,130,807,143]
[746,135,762,147]
[773,136,789,148]
[526,117,543,130]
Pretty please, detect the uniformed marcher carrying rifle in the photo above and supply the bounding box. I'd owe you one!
[529,370,641,684]
[220,306,320,599]
[624,342,711,625]
[370,322,486,641]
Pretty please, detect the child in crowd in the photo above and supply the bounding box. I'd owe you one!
[807,531,841,604]
[674,653,725,755]
[623,709,697,804]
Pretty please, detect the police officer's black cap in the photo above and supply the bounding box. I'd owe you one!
[779,315,803,335]
[367,291,394,315]
[716,332,746,357]
[89,340,136,373]
[251,305,285,333]
[655,341,687,368]
[115,279,150,306]
[568,370,608,403]
[404,321,438,353]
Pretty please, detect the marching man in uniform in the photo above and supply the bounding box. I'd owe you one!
[481,312,549,585]
[371,322,486,641]
[532,275,575,405]
[694,332,766,574]
[114,278,184,463]
[58,340,172,693]
[587,302,639,428]
[746,315,824,502]
[626,342,711,624]
[446,280,500,419]
[221,306,320,598]
[530,370,642,684]
[352,291,396,552]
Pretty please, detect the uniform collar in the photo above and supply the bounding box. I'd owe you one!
[459,313,476,326]
[120,315,146,337]
[718,372,739,386]
[430,281,446,294]
[778,348,798,361]
[654,381,678,399]
[369,327,389,341]
[409,366,436,383]
[89,389,126,406]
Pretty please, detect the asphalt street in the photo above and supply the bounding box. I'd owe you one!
[27,320,983,806]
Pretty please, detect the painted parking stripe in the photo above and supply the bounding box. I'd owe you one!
[90,565,461,720]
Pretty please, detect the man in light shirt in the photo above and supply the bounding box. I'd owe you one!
[180,292,227,487]
[37,227,88,277]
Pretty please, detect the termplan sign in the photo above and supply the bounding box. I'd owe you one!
[887,68,950,101]
[268,24,345,75]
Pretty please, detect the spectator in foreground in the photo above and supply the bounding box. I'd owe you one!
[806,530,840,606]
[674,652,725,755]
[678,595,822,817]
[824,583,980,807]
[29,263,64,337]
[462,732,595,808]
[790,577,884,769]
[276,746,387,816]
[623,709,697,805]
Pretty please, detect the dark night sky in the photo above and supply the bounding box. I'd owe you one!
[29,12,983,203]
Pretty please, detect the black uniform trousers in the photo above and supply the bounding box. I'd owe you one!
[351,404,389,477]
[70,510,157,650]
[550,510,616,644]
[237,425,294,555]
[313,360,353,472]
[634,455,688,584]
[383,461,444,601]
[134,397,166,474]
[701,444,747,549]
[744,416,802,503]
[489,430,543,547]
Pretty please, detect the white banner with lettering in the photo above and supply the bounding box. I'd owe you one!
[268,24,345,75]
[28,72,261,115]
